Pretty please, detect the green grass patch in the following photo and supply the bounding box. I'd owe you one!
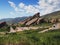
[0,29,60,45]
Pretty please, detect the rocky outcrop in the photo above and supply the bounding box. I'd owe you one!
[26,18,38,26]
[19,17,33,25]
[50,19,57,23]
[52,23,60,29]
[20,12,60,26]
[19,12,46,26]
[0,22,7,28]
[31,13,40,18]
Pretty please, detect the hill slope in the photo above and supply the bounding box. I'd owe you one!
[0,17,27,24]
[42,11,60,19]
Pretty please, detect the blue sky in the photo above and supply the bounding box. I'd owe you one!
[0,0,60,19]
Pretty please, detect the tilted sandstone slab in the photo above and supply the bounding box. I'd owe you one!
[19,12,41,26]
[26,18,38,26]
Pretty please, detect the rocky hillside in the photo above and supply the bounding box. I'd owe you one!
[19,11,60,26]
[0,11,60,25]
[19,13,47,26]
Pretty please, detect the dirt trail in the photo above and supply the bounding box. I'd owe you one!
[38,28,54,33]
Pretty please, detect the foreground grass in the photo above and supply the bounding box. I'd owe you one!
[0,29,60,45]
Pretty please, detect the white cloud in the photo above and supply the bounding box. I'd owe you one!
[37,0,60,15]
[24,5,39,13]
[8,0,60,16]
[19,3,25,8]
[18,3,40,14]
[8,1,16,8]
[8,1,19,12]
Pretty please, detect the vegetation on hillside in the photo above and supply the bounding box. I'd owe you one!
[0,29,60,45]
[31,22,53,27]
[42,11,60,19]
[0,11,60,45]
[0,25,10,32]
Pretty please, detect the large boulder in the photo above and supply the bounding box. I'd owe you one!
[52,23,60,29]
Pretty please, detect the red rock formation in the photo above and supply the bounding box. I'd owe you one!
[26,18,38,26]
[19,12,48,26]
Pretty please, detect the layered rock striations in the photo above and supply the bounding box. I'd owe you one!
[19,13,45,26]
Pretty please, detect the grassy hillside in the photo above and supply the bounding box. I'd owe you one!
[42,11,60,19]
[0,29,60,45]
[0,11,60,45]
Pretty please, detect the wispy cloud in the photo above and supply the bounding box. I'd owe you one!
[8,1,16,8]
[8,0,60,16]
[8,1,19,12]
[18,3,40,13]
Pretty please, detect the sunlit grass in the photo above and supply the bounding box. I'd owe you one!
[0,29,60,45]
